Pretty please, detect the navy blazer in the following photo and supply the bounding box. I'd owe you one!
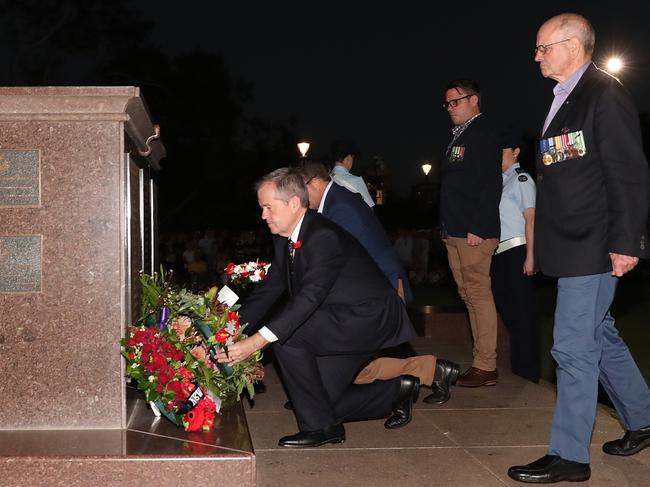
[239,210,417,355]
[535,63,650,277]
[322,182,413,302]
[440,114,502,239]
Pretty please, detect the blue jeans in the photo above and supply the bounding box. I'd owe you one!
[548,272,650,463]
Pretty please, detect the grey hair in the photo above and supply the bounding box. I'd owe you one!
[256,167,309,208]
[556,13,595,56]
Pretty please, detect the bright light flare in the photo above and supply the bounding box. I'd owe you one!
[297,141,310,158]
[421,163,432,176]
[606,57,624,74]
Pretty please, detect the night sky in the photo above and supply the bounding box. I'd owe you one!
[137,0,650,194]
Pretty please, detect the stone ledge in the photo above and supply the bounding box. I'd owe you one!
[0,389,255,487]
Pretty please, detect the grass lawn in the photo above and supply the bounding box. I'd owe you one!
[411,269,650,383]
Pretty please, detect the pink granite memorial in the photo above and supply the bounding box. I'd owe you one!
[0,87,254,486]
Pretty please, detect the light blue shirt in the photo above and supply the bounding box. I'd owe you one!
[543,62,591,133]
[330,165,375,207]
[499,163,536,241]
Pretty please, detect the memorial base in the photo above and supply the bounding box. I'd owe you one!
[0,388,255,487]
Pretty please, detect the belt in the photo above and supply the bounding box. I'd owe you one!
[495,236,526,255]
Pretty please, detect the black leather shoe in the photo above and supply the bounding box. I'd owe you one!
[384,375,420,429]
[603,425,650,456]
[284,400,294,410]
[423,359,460,405]
[278,423,345,448]
[508,455,590,483]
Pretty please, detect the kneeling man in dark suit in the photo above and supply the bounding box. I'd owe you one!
[216,167,419,447]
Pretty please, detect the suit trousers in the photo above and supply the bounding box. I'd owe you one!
[549,272,650,463]
[273,340,401,431]
[354,355,437,386]
[446,236,498,371]
[491,244,540,382]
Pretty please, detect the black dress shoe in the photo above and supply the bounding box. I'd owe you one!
[423,359,460,405]
[284,400,294,410]
[384,375,419,429]
[278,423,345,448]
[508,455,590,483]
[603,425,650,456]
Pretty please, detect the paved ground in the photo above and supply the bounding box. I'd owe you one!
[244,318,650,486]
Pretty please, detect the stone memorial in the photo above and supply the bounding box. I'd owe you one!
[0,87,254,486]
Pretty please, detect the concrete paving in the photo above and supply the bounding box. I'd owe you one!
[244,317,650,486]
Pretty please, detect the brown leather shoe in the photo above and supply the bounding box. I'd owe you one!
[456,367,498,387]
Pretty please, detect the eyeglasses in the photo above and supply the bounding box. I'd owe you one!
[534,38,572,55]
[303,177,315,186]
[442,94,473,110]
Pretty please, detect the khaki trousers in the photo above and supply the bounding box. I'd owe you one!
[446,236,498,371]
[354,355,437,386]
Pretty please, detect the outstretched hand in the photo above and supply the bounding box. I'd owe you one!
[216,332,268,366]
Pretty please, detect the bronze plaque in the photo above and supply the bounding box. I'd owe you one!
[0,236,42,292]
[0,149,40,206]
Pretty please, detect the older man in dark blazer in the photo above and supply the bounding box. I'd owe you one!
[508,13,650,484]
[217,168,418,447]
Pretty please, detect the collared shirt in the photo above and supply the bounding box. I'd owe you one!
[318,181,334,213]
[499,163,536,241]
[446,113,482,155]
[542,61,591,133]
[330,165,375,207]
[258,213,306,343]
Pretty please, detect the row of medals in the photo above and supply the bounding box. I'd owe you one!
[540,130,586,166]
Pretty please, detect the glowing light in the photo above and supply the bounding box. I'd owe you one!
[606,57,623,74]
[297,141,310,158]
[421,163,432,176]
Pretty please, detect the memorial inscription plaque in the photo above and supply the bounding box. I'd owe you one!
[0,236,42,292]
[0,149,40,206]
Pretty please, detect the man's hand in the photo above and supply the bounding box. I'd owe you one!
[523,256,536,276]
[467,232,483,246]
[609,252,639,277]
[216,332,269,366]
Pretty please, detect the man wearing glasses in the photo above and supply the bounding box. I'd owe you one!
[440,79,502,388]
[508,13,650,484]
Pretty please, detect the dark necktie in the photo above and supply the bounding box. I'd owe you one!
[287,239,295,294]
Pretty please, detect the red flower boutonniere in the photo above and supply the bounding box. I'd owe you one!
[291,240,303,250]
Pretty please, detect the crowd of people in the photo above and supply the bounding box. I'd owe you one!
[164,12,650,484]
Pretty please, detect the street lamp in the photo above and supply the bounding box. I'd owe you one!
[297,141,310,159]
[421,162,432,177]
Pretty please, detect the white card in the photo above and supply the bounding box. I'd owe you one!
[217,285,239,307]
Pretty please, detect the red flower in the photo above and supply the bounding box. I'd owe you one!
[225,262,235,275]
[227,311,239,328]
[215,330,231,344]
[178,367,194,380]
[157,365,175,387]
[183,395,217,432]
[291,240,303,249]
[184,402,206,432]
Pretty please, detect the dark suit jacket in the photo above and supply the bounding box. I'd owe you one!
[440,114,502,239]
[322,182,413,303]
[240,210,417,355]
[535,63,650,277]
